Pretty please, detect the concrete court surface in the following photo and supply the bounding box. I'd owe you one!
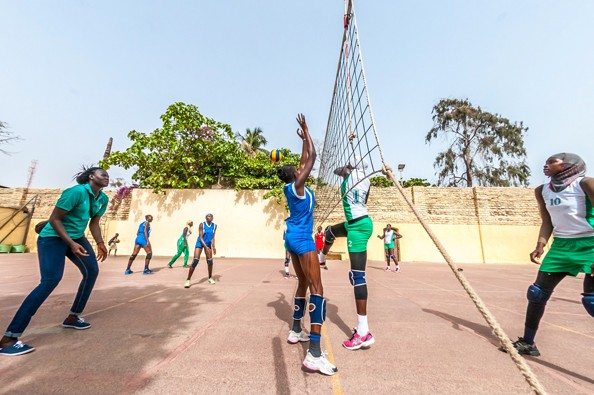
[0,253,592,395]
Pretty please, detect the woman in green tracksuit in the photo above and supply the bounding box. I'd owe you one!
[168,221,193,268]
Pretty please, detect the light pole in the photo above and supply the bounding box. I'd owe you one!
[397,163,406,181]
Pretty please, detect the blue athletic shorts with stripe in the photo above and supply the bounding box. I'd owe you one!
[285,232,316,256]
[135,236,148,247]
[196,240,212,249]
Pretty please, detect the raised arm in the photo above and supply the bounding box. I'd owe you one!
[530,185,553,264]
[294,113,316,194]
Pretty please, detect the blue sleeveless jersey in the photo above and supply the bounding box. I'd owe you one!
[137,221,151,237]
[135,221,151,246]
[196,221,216,248]
[284,182,315,235]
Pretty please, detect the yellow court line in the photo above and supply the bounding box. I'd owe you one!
[321,324,343,395]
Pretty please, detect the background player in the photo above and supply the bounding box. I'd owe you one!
[377,224,402,272]
[125,215,154,275]
[168,220,193,268]
[185,214,217,287]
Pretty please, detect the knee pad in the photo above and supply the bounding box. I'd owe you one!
[324,226,336,245]
[527,283,552,305]
[308,294,326,325]
[390,255,396,259]
[385,254,390,259]
[582,293,594,317]
[349,270,366,287]
[191,258,199,268]
[129,254,137,261]
[292,297,306,320]
[207,258,213,266]
[146,253,152,260]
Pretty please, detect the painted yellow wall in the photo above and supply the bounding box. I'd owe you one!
[2,187,547,263]
[102,189,289,259]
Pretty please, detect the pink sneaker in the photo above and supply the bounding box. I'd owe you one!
[385,267,391,272]
[343,330,375,350]
[394,266,401,273]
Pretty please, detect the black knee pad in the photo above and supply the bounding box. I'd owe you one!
[207,259,213,266]
[191,258,199,268]
[129,254,137,261]
[324,226,336,245]
[146,253,152,260]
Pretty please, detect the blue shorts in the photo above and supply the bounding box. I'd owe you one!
[285,232,316,256]
[135,236,148,247]
[196,240,212,249]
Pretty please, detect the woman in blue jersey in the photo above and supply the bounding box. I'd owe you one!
[0,166,109,356]
[277,114,337,376]
[185,214,217,287]
[125,214,154,275]
[509,153,594,357]
[319,156,375,351]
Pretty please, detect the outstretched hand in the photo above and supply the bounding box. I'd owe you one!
[296,113,308,139]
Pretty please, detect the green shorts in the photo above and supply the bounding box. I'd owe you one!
[344,216,373,253]
[541,236,594,276]
[384,243,395,250]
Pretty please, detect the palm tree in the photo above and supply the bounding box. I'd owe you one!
[235,127,268,156]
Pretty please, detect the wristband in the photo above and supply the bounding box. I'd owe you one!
[538,237,548,245]
[97,241,105,245]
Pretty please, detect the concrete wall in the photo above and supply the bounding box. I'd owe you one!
[0,186,545,263]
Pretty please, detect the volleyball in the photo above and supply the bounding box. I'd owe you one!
[270,149,283,163]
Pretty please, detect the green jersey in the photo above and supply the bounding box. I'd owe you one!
[341,170,370,221]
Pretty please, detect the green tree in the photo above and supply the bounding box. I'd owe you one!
[426,98,530,187]
[0,121,21,155]
[101,102,245,191]
[402,178,431,187]
[236,127,268,156]
[369,175,432,188]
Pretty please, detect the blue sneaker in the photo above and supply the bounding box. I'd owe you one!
[62,317,91,330]
[124,269,133,275]
[0,341,35,356]
[143,268,154,275]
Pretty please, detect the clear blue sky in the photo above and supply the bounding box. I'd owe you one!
[1,0,593,188]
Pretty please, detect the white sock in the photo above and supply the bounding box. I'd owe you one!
[284,267,290,274]
[319,252,326,264]
[357,314,369,336]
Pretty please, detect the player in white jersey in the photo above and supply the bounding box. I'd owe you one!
[377,224,403,272]
[507,153,594,357]
[319,156,375,350]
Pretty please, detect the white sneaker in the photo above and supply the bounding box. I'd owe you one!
[385,267,391,272]
[394,266,401,273]
[287,330,310,344]
[208,278,216,284]
[184,280,191,288]
[302,350,338,376]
